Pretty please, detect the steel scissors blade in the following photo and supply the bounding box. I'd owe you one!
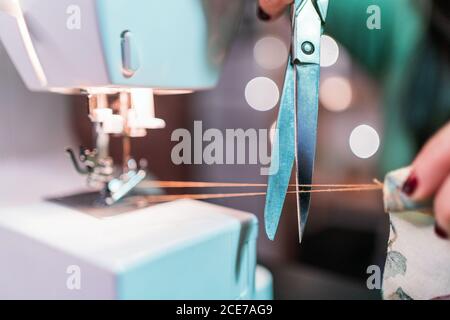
[264,0,328,242]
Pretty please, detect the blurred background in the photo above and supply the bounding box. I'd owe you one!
[1,0,448,299]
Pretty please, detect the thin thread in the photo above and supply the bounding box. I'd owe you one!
[140,180,379,189]
[373,179,384,187]
[288,186,382,193]
[135,185,382,204]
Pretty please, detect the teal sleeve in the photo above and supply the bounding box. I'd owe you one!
[326,0,424,80]
[325,0,428,173]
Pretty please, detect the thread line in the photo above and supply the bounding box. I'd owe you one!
[140,180,380,189]
[133,185,382,204]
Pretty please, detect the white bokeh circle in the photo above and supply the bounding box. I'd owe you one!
[320,76,353,112]
[245,77,280,111]
[254,36,288,70]
[270,121,277,145]
[349,125,380,159]
[320,35,339,68]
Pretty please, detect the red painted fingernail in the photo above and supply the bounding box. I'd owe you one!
[435,224,449,240]
[402,174,418,196]
[257,6,271,21]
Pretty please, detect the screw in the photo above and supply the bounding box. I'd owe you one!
[301,41,315,55]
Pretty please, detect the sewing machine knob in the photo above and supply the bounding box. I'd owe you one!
[121,31,140,78]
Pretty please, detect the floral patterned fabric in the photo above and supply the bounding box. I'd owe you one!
[382,169,450,300]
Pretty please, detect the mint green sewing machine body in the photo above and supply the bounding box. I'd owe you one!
[95,0,243,90]
[0,199,271,299]
[0,0,243,92]
[0,0,274,299]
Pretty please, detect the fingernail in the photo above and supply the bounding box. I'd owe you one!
[402,174,418,196]
[435,224,449,240]
[257,6,271,21]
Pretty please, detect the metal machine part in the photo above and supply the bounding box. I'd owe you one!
[67,89,165,205]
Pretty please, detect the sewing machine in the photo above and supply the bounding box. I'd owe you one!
[0,0,272,299]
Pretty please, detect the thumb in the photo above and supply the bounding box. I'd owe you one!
[403,122,450,201]
[258,0,293,21]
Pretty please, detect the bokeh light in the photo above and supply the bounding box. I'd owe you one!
[349,124,380,159]
[320,76,353,112]
[253,36,288,70]
[270,121,277,145]
[320,35,339,68]
[245,77,280,111]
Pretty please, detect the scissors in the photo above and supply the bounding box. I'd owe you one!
[264,0,329,242]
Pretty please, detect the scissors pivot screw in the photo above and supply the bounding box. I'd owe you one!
[301,41,315,55]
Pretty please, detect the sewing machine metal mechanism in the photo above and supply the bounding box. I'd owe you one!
[0,0,244,205]
[65,89,165,205]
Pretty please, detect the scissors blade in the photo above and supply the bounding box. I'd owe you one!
[264,56,296,241]
[295,63,320,242]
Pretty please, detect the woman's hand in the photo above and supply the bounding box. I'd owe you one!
[257,0,293,21]
[403,122,450,239]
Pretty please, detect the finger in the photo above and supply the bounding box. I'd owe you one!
[434,174,450,237]
[404,122,450,201]
[258,0,293,20]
